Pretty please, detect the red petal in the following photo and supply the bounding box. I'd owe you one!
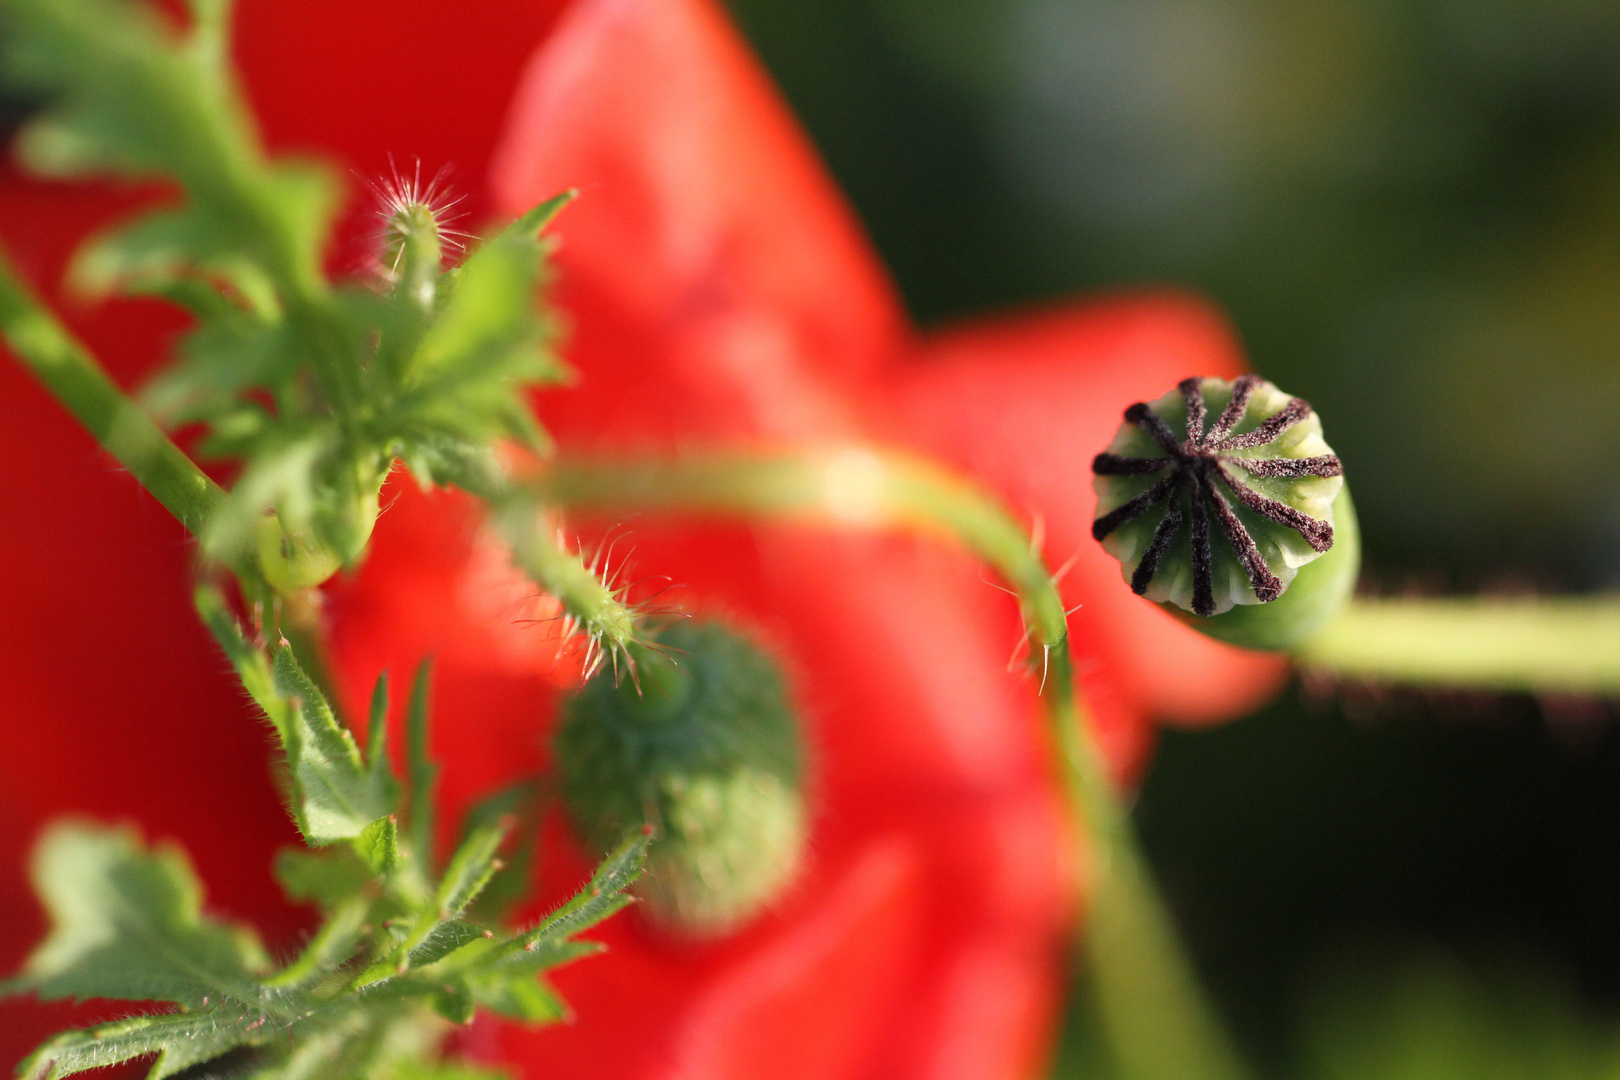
[235,0,570,223]
[491,0,908,445]
[884,295,1289,728]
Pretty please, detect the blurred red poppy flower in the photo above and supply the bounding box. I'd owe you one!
[0,0,1283,1077]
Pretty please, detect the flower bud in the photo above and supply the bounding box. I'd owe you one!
[554,621,808,936]
[1091,375,1359,650]
[252,467,384,594]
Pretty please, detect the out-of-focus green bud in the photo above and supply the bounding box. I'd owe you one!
[1091,375,1359,651]
[554,621,808,937]
[254,466,384,594]
[255,513,343,594]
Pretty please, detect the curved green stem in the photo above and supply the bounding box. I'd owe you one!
[533,447,1249,1080]
[489,488,643,671]
[1297,597,1620,695]
[0,252,223,533]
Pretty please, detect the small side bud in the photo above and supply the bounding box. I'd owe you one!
[370,161,464,310]
[554,621,808,937]
[1091,375,1360,650]
[256,513,342,594]
[253,467,384,594]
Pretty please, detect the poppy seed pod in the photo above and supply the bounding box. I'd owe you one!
[553,620,808,937]
[1092,375,1360,651]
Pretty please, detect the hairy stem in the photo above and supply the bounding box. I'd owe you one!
[491,490,643,667]
[0,252,224,533]
[533,447,1249,1080]
[1298,597,1620,695]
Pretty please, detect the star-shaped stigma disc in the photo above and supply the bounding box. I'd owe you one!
[1091,375,1344,617]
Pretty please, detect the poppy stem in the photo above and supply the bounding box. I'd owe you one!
[1299,596,1620,695]
[531,448,1253,1080]
[0,251,226,537]
[488,488,645,674]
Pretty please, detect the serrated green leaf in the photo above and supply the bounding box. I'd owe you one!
[456,779,544,922]
[511,190,576,238]
[405,227,542,382]
[70,207,280,318]
[405,660,438,866]
[355,815,399,876]
[436,822,509,920]
[266,896,368,991]
[428,977,474,1025]
[465,970,568,1024]
[8,822,272,1010]
[274,846,371,911]
[270,644,399,844]
[17,1012,260,1080]
[406,920,485,967]
[514,830,648,951]
[146,316,298,423]
[0,0,338,277]
[194,584,292,743]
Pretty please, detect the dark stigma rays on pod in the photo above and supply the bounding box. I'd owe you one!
[1091,375,1345,619]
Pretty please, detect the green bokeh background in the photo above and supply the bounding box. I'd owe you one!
[724,0,1620,1072]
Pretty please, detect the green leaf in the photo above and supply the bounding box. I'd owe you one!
[355,815,400,876]
[384,1060,513,1080]
[428,977,474,1025]
[405,225,543,382]
[7,822,271,1010]
[0,0,338,282]
[464,970,569,1024]
[406,920,486,967]
[274,846,371,911]
[270,644,398,844]
[266,897,368,991]
[197,588,397,845]
[514,830,649,950]
[405,660,438,866]
[436,822,510,920]
[194,584,292,744]
[511,189,577,238]
[17,1012,260,1080]
[366,671,392,775]
[456,779,545,922]
[70,207,280,318]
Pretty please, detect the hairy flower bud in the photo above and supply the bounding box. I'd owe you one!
[554,621,808,936]
[1091,375,1359,650]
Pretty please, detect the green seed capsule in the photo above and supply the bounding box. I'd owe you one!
[1091,375,1359,651]
[554,621,808,936]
